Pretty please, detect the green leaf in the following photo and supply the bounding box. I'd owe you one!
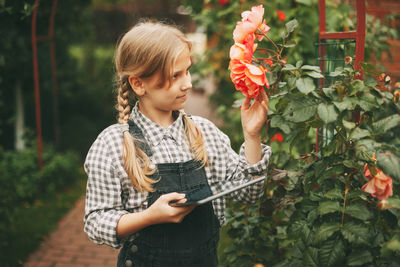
[348,80,365,96]
[305,71,324,79]
[346,250,373,266]
[290,221,312,245]
[285,19,298,33]
[279,82,287,88]
[324,188,343,199]
[296,0,313,6]
[301,65,321,72]
[284,39,297,48]
[342,119,356,130]
[314,159,330,177]
[319,239,345,267]
[347,189,367,201]
[382,237,400,252]
[387,198,400,210]
[320,165,345,182]
[318,201,341,215]
[341,222,370,245]
[345,203,373,220]
[371,114,400,136]
[282,64,297,71]
[333,97,357,111]
[317,103,338,124]
[314,223,341,244]
[303,247,319,267]
[287,77,297,89]
[322,87,336,99]
[266,71,278,85]
[270,115,292,134]
[355,139,382,155]
[329,69,344,77]
[358,93,378,111]
[349,128,371,140]
[296,60,303,68]
[283,98,317,123]
[342,160,359,169]
[296,77,316,94]
[376,152,400,181]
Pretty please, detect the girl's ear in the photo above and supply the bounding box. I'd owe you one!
[128,76,145,96]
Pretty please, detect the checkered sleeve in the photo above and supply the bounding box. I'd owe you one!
[219,129,272,204]
[83,130,129,249]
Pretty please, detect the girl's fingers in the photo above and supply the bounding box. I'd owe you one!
[160,192,186,203]
[242,96,251,110]
[258,90,269,109]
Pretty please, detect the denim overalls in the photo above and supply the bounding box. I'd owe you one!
[117,119,220,267]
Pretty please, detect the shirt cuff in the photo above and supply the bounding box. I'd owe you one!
[239,143,272,176]
[85,209,130,249]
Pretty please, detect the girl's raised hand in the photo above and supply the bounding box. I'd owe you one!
[146,192,196,224]
[240,89,269,139]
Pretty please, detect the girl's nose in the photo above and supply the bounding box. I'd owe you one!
[182,73,192,91]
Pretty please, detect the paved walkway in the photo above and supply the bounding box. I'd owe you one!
[23,197,120,267]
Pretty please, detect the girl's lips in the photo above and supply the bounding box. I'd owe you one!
[177,94,187,99]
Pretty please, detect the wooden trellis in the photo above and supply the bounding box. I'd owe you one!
[316,0,366,151]
[31,0,59,169]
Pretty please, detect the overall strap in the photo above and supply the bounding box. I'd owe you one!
[127,119,153,156]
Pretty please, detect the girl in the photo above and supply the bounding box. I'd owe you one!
[84,21,271,267]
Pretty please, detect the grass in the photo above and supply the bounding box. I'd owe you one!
[3,171,87,267]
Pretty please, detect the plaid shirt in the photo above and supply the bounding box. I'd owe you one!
[84,105,272,248]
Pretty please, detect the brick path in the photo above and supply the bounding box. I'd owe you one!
[23,197,120,267]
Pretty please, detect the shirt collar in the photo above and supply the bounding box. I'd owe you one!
[130,103,185,147]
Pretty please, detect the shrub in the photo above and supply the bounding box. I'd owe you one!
[0,144,81,265]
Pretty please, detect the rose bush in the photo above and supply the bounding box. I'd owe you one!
[183,0,400,266]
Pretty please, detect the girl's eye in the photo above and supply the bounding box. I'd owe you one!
[173,73,179,79]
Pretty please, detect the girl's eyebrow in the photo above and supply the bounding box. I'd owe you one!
[173,62,192,75]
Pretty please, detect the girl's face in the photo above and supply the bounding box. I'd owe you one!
[136,46,192,120]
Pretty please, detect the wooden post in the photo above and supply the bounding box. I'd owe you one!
[317,0,366,149]
[31,0,43,169]
[49,0,60,146]
[355,0,366,79]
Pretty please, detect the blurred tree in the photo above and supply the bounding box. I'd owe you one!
[0,0,195,158]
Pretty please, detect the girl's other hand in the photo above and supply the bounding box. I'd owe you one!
[241,89,269,139]
[146,192,196,224]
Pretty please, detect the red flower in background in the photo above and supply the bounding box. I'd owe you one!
[219,0,229,7]
[270,132,283,142]
[277,10,286,21]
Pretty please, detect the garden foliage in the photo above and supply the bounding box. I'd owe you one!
[183,0,400,266]
[0,143,81,265]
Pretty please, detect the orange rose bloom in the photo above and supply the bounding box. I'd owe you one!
[233,5,269,43]
[229,4,271,98]
[229,59,269,98]
[229,34,256,62]
[255,20,270,41]
[362,165,393,200]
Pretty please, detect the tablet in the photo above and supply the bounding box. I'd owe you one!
[169,176,265,207]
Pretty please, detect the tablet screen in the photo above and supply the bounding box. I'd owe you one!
[170,176,265,207]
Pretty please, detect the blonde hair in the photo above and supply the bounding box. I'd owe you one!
[115,21,209,192]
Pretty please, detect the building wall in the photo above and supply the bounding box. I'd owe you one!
[367,0,400,81]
